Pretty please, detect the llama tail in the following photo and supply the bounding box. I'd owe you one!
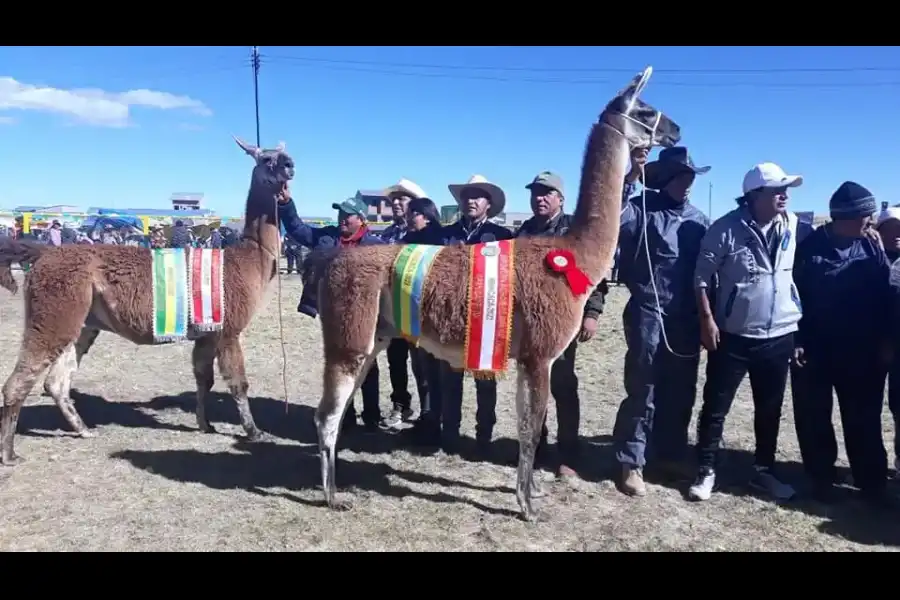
[0,238,47,295]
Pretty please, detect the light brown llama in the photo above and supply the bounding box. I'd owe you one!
[0,137,291,465]
[306,67,682,521]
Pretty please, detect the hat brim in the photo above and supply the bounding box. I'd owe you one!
[448,182,506,219]
[332,202,364,217]
[643,162,711,190]
[383,183,424,200]
[526,181,563,195]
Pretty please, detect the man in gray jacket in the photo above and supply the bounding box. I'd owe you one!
[689,162,804,502]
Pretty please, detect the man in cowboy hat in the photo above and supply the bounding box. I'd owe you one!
[612,146,712,498]
[378,178,429,430]
[420,174,513,456]
[278,192,387,433]
[513,170,609,480]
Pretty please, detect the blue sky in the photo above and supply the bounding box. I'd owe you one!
[1,46,898,220]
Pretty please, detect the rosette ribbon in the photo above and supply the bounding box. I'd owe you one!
[545,249,592,296]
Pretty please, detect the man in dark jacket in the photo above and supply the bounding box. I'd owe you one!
[422,175,514,456]
[514,171,607,479]
[613,147,711,498]
[278,194,386,432]
[377,179,429,430]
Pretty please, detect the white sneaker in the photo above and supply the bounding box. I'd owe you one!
[749,465,795,501]
[688,469,716,501]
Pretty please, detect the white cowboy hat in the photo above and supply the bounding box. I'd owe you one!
[448,174,506,219]
[383,178,427,200]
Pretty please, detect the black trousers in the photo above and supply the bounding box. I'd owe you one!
[346,362,382,426]
[439,361,497,442]
[410,346,441,418]
[285,249,299,273]
[386,338,413,409]
[696,332,794,471]
[792,347,888,492]
[539,340,581,462]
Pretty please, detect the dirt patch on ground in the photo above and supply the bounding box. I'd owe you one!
[0,271,898,551]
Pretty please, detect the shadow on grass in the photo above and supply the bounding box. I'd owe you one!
[110,439,521,518]
[646,444,900,548]
[19,390,195,438]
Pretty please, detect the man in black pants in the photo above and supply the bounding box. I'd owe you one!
[689,162,805,502]
[436,174,513,456]
[514,171,607,479]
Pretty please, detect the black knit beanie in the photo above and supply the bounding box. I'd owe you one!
[829,181,877,220]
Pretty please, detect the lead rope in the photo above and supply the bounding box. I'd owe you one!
[275,187,290,414]
[637,154,701,360]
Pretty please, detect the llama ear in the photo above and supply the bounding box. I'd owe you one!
[274,141,286,153]
[617,66,653,102]
[232,135,261,158]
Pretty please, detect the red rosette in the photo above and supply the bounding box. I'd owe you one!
[545,249,593,296]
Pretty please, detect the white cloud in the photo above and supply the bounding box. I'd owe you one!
[0,76,212,127]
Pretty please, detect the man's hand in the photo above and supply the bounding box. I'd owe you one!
[792,347,806,368]
[277,183,292,205]
[699,314,720,352]
[625,147,650,183]
[864,225,884,251]
[578,316,598,342]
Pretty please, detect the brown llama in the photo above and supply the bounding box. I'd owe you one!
[0,136,291,465]
[304,67,682,521]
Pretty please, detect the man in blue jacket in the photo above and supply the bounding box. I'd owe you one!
[613,147,711,498]
[278,194,385,432]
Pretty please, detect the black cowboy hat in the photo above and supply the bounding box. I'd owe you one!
[643,146,711,190]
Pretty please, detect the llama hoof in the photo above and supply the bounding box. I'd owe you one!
[332,497,354,512]
[76,429,96,439]
[1,453,25,467]
[243,430,266,443]
[519,507,542,523]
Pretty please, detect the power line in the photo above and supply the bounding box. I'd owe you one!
[261,52,900,75]
[258,56,900,88]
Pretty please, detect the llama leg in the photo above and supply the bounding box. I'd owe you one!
[216,336,262,441]
[2,342,73,465]
[73,327,100,367]
[515,359,553,522]
[44,327,100,424]
[192,336,219,434]
[317,342,388,510]
[43,342,92,437]
[44,327,100,396]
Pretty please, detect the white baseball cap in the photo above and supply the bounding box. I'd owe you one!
[877,206,900,228]
[741,162,804,194]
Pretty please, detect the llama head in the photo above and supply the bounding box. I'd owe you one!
[601,67,681,150]
[233,136,295,191]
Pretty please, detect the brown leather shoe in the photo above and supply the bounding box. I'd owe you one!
[619,465,647,497]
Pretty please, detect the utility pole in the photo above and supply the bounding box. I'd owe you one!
[251,46,261,147]
[707,181,713,220]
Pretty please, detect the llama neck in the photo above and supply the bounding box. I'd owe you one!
[242,185,281,272]
[567,119,630,279]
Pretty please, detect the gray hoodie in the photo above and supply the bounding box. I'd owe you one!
[694,206,801,339]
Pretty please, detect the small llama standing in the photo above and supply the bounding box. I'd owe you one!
[310,67,681,520]
[0,137,292,464]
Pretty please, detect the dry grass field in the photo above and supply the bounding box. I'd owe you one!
[1,268,899,552]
